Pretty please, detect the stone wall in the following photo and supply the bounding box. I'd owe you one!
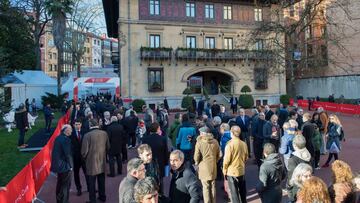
[295,75,360,99]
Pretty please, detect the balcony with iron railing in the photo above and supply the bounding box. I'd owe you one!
[140,47,173,60]
[175,48,273,61]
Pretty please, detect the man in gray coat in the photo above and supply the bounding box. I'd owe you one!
[82,119,110,203]
[118,158,146,203]
[256,143,285,203]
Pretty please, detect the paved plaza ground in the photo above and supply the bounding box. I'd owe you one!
[37,111,360,203]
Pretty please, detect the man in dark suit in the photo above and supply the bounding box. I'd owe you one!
[236,108,251,157]
[230,95,238,114]
[141,122,169,193]
[211,100,220,117]
[51,124,73,203]
[70,118,89,196]
[197,97,205,116]
[265,105,274,121]
[71,103,84,125]
[123,110,139,148]
[15,103,29,148]
[106,116,127,177]
[44,103,54,132]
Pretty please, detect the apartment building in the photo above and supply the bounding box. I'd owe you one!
[103,0,286,106]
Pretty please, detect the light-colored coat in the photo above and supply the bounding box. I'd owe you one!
[194,134,222,180]
[223,136,248,177]
[81,128,110,176]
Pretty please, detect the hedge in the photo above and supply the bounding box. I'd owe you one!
[132,99,146,113]
[181,96,193,109]
[239,94,254,109]
[280,94,291,105]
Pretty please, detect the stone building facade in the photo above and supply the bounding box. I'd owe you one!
[106,0,286,107]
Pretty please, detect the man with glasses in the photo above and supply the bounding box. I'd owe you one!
[119,158,146,203]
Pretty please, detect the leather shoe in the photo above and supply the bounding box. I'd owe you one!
[76,190,82,196]
[97,197,106,202]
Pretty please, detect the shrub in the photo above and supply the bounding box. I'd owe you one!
[239,94,254,109]
[240,85,252,94]
[280,94,291,105]
[41,92,67,109]
[181,96,193,109]
[182,87,193,95]
[132,99,146,113]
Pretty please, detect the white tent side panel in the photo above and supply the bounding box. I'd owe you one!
[10,85,57,109]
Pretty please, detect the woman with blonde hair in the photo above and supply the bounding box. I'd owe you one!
[297,176,331,203]
[323,114,343,167]
[328,160,356,203]
[288,163,313,202]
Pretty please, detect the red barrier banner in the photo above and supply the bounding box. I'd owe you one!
[312,101,323,109]
[339,104,358,115]
[298,100,309,108]
[31,145,51,193]
[4,163,35,203]
[0,190,7,203]
[323,102,339,112]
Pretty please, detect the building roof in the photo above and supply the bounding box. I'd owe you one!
[1,70,57,86]
[102,0,119,38]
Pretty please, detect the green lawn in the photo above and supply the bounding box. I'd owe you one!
[0,111,61,186]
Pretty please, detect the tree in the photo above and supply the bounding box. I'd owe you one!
[14,0,50,70]
[0,0,36,116]
[0,0,36,71]
[45,0,74,96]
[249,0,358,97]
[66,0,103,77]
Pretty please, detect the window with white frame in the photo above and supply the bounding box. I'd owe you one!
[224,38,233,50]
[186,36,196,48]
[205,37,215,49]
[149,0,160,15]
[149,34,160,48]
[254,8,262,21]
[223,6,232,20]
[205,4,214,19]
[186,2,195,17]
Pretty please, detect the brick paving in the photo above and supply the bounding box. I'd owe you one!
[37,111,360,203]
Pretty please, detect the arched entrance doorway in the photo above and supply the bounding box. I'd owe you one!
[188,71,233,95]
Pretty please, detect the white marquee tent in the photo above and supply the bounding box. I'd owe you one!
[2,70,57,109]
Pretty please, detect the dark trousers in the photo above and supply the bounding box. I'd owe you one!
[18,128,26,146]
[73,160,89,191]
[241,132,251,157]
[314,150,320,168]
[88,173,106,203]
[228,175,247,203]
[56,171,72,203]
[231,106,238,114]
[325,153,338,165]
[109,154,122,176]
[128,132,136,147]
[122,143,128,161]
[253,138,264,168]
[45,118,52,132]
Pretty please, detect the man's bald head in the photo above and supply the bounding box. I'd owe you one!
[230,125,241,137]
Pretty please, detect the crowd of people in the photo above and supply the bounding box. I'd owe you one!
[49,94,360,203]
